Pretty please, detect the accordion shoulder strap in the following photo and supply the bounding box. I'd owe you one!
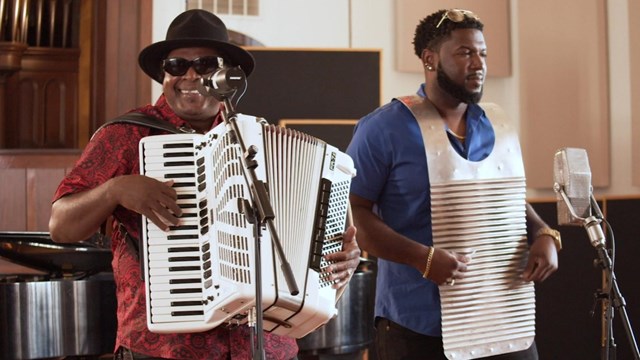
[91,112,191,140]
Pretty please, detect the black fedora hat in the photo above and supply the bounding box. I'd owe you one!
[138,9,255,83]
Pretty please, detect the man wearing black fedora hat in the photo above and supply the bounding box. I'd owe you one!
[49,9,360,359]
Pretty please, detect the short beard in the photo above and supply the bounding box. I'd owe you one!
[436,64,483,104]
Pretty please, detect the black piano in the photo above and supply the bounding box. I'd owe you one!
[0,232,117,359]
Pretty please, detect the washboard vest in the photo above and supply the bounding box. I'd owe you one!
[398,95,536,360]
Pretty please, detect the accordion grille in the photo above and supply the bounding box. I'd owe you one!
[318,177,351,287]
[431,177,535,360]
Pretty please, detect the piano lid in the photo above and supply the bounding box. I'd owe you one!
[0,232,112,277]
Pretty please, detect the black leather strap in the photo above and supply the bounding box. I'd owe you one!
[93,112,193,139]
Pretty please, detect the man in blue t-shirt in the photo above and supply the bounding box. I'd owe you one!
[347,9,560,360]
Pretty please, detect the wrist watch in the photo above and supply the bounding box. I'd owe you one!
[535,227,562,252]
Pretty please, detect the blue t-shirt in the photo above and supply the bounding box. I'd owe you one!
[346,85,495,336]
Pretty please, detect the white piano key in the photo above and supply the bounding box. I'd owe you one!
[151,314,204,323]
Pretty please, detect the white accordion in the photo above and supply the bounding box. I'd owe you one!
[138,114,356,338]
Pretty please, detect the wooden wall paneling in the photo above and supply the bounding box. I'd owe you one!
[89,0,107,138]
[6,48,80,148]
[0,169,27,231]
[394,0,511,77]
[77,0,94,149]
[102,0,153,125]
[518,0,610,190]
[0,151,80,232]
[630,0,640,186]
[137,0,152,110]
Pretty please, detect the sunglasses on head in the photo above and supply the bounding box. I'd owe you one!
[162,56,223,76]
[436,9,479,29]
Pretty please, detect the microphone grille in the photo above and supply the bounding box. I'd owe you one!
[554,148,592,224]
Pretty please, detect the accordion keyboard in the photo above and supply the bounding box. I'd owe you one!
[141,135,212,332]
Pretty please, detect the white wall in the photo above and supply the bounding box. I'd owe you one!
[151,0,638,197]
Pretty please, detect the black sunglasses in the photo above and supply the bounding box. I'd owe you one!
[162,56,223,76]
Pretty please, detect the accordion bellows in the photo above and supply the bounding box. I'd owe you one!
[139,114,355,338]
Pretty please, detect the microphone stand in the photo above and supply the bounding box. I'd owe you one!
[556,188,640,360]
[203,68,300,359]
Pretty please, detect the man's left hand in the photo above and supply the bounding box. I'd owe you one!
[323,226,360,289]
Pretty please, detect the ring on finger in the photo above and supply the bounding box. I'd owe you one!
[446,278,455,286]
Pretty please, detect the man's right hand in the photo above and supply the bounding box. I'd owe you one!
[426,248,471,285]
[110,175,182,230]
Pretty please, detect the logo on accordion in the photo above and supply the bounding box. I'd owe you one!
[330,152,336,171]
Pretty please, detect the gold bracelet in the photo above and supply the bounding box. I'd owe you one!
[535,227,562,252]
[422,246,435,279]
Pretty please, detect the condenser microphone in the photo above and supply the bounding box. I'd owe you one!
[553,148,593,226]
[197,65,246,101]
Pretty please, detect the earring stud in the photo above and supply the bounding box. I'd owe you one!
[425,63,434,71]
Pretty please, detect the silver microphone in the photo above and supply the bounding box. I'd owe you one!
[553,147,593,226]
[197,66,246,100]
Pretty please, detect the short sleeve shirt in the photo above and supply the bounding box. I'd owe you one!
[345,85,495,336]
[53,95,298,359]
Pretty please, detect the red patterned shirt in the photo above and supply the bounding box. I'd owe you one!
[53,95,298,359]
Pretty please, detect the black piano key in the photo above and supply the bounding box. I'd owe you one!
[200,225,209,235]
[177,194,197,200]
[168,256,200,262]
[202,243,210,252]
[197,165,205,175]
[171,310,204,316]
[173,182,196,188]
[168,266,200,272]
[164,152,194,158]
[165,173,193,179]
[199,199,207,208]
[169,278,200,284]
[168,246,199,253]
[200,217,208,227]
[203,269,212,279]
[168,225,197,231]
[163,143,192,149]
[164,161,195,167]
[180,203,197,209]
[196,157,205,166]
[167,234,199,240]
[171,300,202,307]
[170,288,200,294]
[202,252,211,262]
[203,260,211,271]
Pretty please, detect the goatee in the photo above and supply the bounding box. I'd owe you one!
[437,65,483,104]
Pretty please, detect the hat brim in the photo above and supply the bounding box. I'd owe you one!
[138,38,255,83]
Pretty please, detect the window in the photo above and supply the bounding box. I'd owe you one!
[186,0,259,16]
